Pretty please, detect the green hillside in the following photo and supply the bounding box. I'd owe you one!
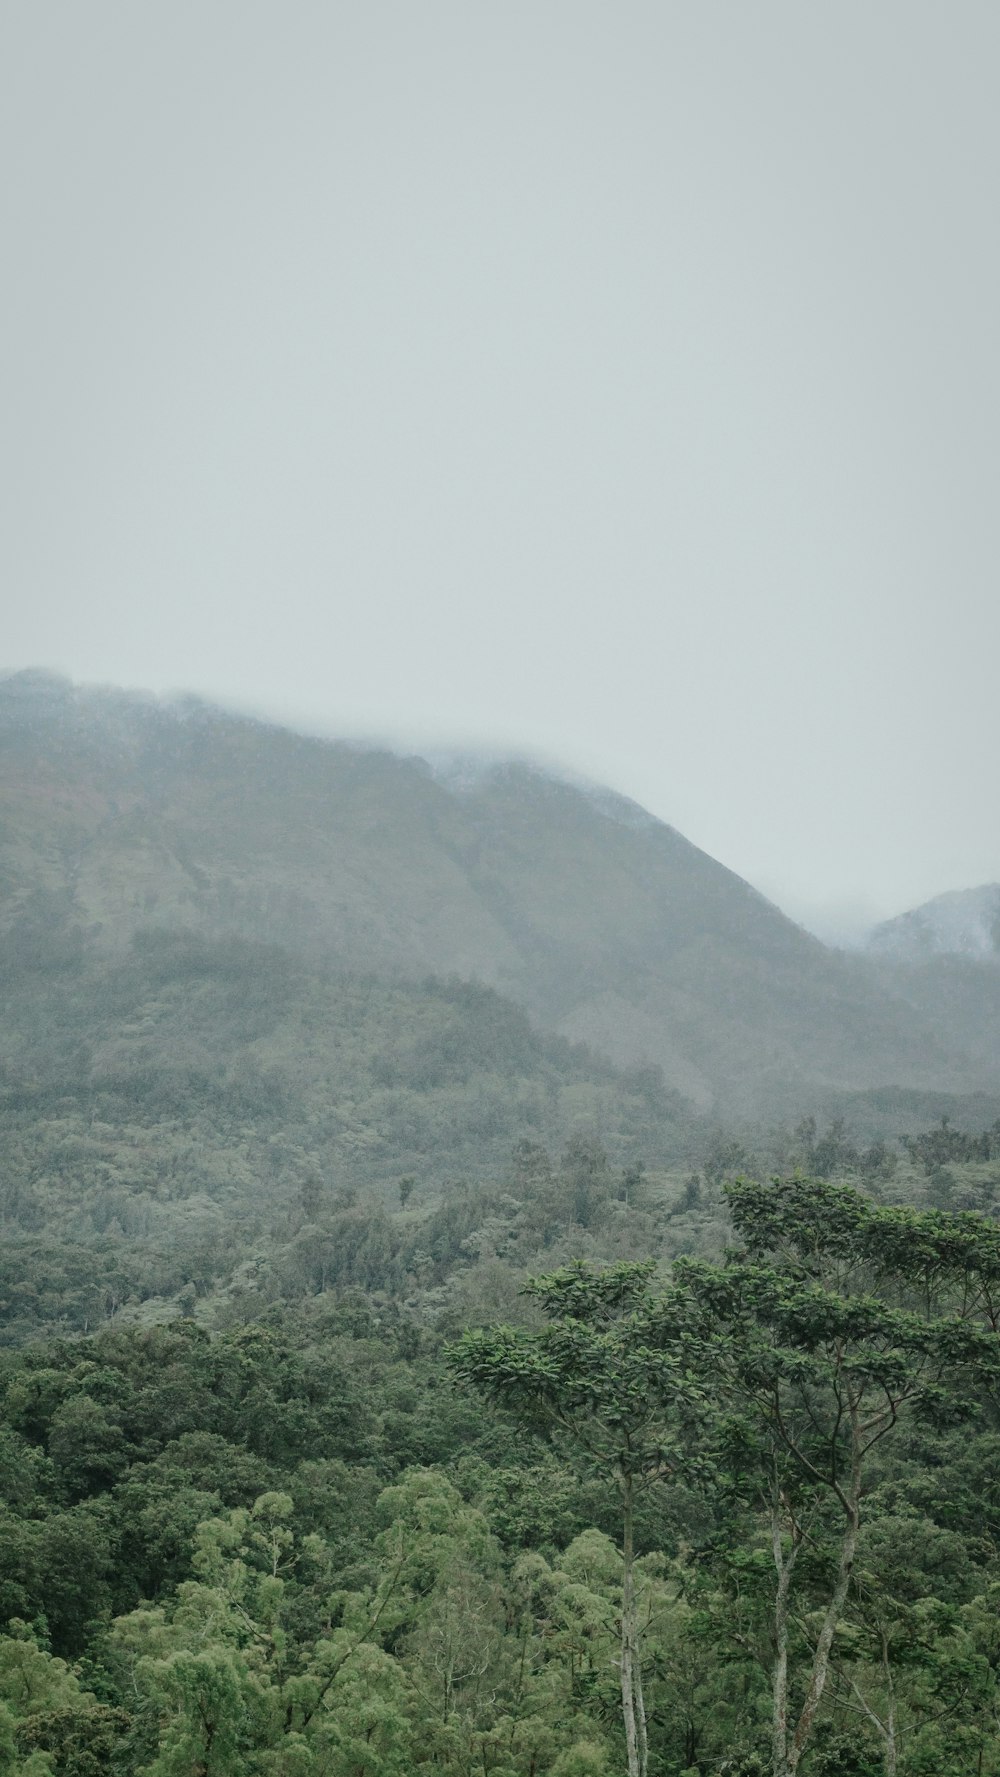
[2,671,996,1119]
[0,922,699,1337]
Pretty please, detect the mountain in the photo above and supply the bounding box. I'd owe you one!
[868,884,1000,962]
[1,670,997,1122]
[858,886,1000,1110]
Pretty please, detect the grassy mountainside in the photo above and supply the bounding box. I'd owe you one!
[2,671,996,1120]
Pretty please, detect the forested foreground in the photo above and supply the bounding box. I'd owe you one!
[6,1172,1000,1774]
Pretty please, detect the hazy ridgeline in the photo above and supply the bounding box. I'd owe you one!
[2,675,1000,1775]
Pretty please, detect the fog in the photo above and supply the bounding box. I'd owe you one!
[4,2,1000,927]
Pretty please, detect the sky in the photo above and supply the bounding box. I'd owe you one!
[3,3,999,940]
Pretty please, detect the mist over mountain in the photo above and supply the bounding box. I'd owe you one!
[869,883,1000,962]
[3,670,997,1125]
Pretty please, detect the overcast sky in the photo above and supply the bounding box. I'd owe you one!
[3,3,999,937]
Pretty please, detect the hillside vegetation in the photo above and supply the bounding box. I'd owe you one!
[2,671,999,1123]
[4,1164,1000,1775]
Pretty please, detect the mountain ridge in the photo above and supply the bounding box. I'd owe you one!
[868,882,1000,962]
[1,669,997,1118]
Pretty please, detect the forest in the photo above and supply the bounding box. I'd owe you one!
[4,1123,1000,1775]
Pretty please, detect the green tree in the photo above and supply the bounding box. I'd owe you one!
[676,1177,1000,1777]
[449,1260,711,1777]
[824,1513,983,1777]
[0,1624,121,1777]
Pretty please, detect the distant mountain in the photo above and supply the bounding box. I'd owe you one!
[868,885,1000,962]
[1,670,997,1120]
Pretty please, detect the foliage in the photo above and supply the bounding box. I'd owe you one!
[4,1081,1000,1774]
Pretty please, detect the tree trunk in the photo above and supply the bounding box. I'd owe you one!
[788,1425,863,1773]
[634,1633,649,1777]
[882,1628,897,1777]
[770,1493,798,1777]
[620,1475,641,1777]
[885,1704,896,1777]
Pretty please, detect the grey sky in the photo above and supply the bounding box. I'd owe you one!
[3,2,999,936]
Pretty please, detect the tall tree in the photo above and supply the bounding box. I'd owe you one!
[675,1177,1000,1777]
[448,1259,711,1777]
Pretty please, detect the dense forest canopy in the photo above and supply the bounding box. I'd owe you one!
[5,1164,1000,1775]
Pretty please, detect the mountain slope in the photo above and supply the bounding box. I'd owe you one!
[869,884,1000,962]
[1,670,995,1115]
